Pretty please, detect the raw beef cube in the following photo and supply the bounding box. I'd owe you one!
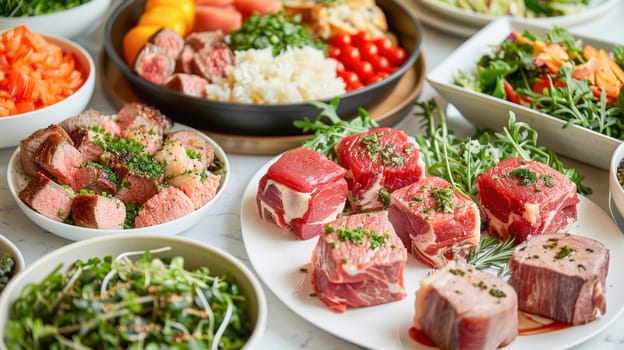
[311,212,408,312]
[335,127,425,212]
[476,157,579,243]
[414,261,518,350]
[256,147,347,240]
[388,176,480,268]
[508,232,609,325]
[71,193,126,229]
[18,172,75,222]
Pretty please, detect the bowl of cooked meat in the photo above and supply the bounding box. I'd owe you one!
[0,234,267,349]
[103,0,423,136]
[0,234,24,295]
[6,103,230,241]
[0,26,96,149]
[0,0,112,39]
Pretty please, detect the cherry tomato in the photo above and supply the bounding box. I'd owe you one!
[339,45,361,69]
[331,33,352,47]
[351,31,372,47]
[338,70,361,87]
[347,80,364,92]
[387,46,407,66]
[370,55,391,73]
[359,42,378,62]
[328,46,341,59]
[353,60,374,83]
[334,60,346,73]
[367,72,389,85]
[373,37,394,56]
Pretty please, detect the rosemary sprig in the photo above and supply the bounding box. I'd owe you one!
[466,235,516,276]
[413,98,591,200]
[294,97,378,160]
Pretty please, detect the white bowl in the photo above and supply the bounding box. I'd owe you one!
[0,0,112,39]
[0,235,25,293]
[427,17,621,170]
[0,234,267,349]
[609,142,624,224]
[0,33,95,149]
[7,124,230,241]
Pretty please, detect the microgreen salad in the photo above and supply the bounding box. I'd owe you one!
[433,0,590,18]
[454,27,624,139]
[3,248,253,349]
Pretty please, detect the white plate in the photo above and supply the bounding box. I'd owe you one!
[405,0,619,37]
[7,123,229,241]
[241,156,624,350]
[427,18,623,170]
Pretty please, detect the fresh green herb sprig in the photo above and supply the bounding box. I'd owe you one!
[413,98,591,200]
[1,0,91,17]
[466,235,516,276]
[4,248,252,349]
[0,253,15,292]
[294,97,378,160]
[228,11,327,56]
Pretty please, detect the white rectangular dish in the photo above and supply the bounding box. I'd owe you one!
[427,17,623,170]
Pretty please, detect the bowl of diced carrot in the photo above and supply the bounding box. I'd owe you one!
[0,25,96,148]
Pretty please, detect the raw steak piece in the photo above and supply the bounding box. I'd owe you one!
[134,186,195,228]
[256,147,347,240]
[335,127,425,212]
[311,212,408,312]
[18,172,75,222]
[71,193,126,229]
[508,232,609,325]
[191,43,234,82]
[134,43,175,85]
[148,27,184,59]
[165,73,209,97]
[476,157,579,243]
[388,176,480,268]
[414,261,518,350]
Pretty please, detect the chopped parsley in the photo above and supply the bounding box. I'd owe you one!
[378,187,391,208]
[186,148,202,160]
[124,203,142,229]
[489,288,507,298]
[429,186,454,213]
[473,281,487,290]
[335,226,390,250]
[555,246,576,259]
[448,268,465,276]
[507,168,538,186]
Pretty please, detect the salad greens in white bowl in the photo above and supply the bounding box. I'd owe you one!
[0,234,267,349]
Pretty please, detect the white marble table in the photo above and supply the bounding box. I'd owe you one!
[1,1,624,349]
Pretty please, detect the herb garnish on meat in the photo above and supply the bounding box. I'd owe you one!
[0,253,15,293]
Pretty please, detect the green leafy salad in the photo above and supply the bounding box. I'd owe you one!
[4,248,253,349]
[435,0,589,18]
[454,27,624,140]
[1,0,91,17]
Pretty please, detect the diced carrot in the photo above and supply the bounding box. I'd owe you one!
[0,25,85,117]
[583,45,599,60]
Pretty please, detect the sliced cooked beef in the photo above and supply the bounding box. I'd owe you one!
[103,151,163,205]
[388,176,480,268]
[19,124,72,177]
[476,157,579,243]
[191,42,233,82]
[114,102,173,135]
[165,129,215,168]
[414,261,518,350]
[69,128,104,163]
[169,171,221,209]
[71,193,126,229]
[311,212,408,313]
[256,147,348,240]
[335,127,425,212]
[184,30,225,51]
[508,232,609,325]
[34,132,83,186]
[134,43,176,85]
[165,73,209,97]
[176,45,196,74]
[59,109,121,136]
[153,140,204,177]
[18,172,75,222]
[116,174,161,205]
[148,27,184,59]
[72,163,119,195]
[134,186,195,228]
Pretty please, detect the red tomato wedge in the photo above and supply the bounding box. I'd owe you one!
[0,25,85,117]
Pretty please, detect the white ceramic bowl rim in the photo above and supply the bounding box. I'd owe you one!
[0,235,24,277]
[0,0,107,19]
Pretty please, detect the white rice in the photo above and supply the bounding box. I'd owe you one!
[205,46,346,104]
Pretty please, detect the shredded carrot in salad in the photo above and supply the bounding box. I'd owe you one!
[0,25,85,117]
